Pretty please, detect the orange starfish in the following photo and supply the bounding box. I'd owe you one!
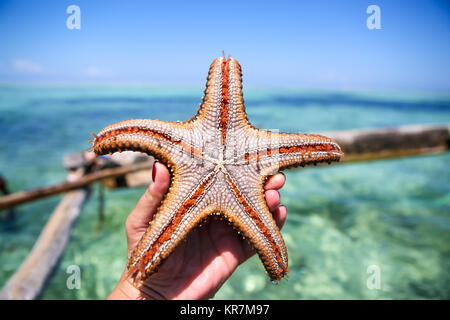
[92,56,343,283]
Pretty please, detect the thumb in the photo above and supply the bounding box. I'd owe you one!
[125,162,170,237]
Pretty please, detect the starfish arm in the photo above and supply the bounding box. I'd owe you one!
[220,169,289,281]
[228,128,343,173]
[192,57,250,149]
[127,164,217,282]
[191,57,225,134]
[223,57,250,133]
[92,119,206,164]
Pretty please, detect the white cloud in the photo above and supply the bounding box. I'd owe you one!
[12,59,43,74]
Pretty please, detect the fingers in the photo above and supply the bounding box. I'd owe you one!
[126,162,170,230]
[273,205,287,229]
[264,172,285,190]
[265,189,280,212]
[264,172,287,229]
[264,190,286,229]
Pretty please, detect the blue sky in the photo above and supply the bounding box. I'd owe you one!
[0,0,449,91]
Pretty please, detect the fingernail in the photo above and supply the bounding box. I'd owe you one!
[152,162,157,182]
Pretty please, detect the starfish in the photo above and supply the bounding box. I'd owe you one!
[91,55,343,283]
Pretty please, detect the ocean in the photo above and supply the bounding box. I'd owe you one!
[0,85,449,299]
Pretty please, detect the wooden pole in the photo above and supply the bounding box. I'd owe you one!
[97,183,105,230]
[0,161,154,210]
[326,124,450,163]
[0,168,90,300]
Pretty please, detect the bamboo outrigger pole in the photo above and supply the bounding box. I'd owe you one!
[0,160,154,210]
[0,168,89,300]
[326,124,450,163]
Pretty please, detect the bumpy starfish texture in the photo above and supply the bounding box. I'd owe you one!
[92,56,343,283]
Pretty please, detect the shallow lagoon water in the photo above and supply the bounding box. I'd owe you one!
[0,86,449,299]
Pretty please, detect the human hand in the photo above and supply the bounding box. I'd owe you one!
[108,162,286,300]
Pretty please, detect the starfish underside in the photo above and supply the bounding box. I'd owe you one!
[92,56,343,283]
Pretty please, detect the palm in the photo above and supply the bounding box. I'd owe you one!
[137,218,254,299]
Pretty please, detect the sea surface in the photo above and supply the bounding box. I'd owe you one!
[0,85,449,299]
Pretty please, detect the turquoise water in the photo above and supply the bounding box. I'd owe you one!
[0,86,449,299]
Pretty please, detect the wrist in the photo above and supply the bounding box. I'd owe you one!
[107,272,142,300]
